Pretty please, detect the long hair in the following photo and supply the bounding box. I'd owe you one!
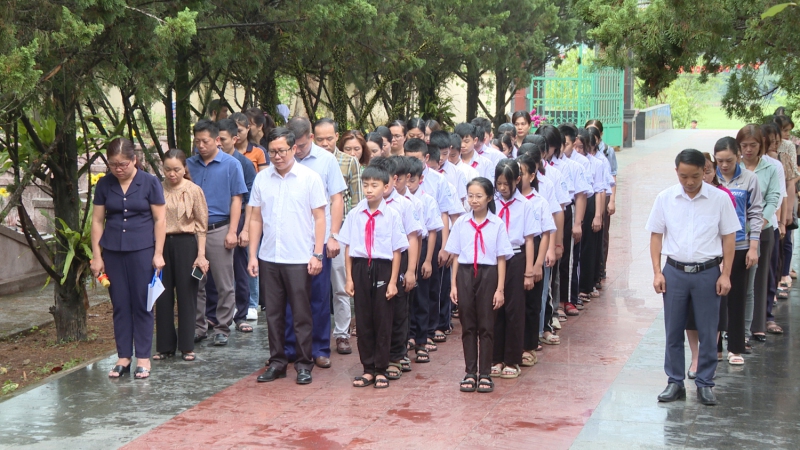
[517,152,540,192]
[495,158,520,199]
[338,131,371,167]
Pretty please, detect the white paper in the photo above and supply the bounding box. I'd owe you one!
[147,271,165,312]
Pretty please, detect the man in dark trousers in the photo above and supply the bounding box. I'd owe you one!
[646,149,740,406]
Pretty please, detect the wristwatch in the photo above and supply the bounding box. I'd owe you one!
[313,252,324,261]
[330,233,340,241]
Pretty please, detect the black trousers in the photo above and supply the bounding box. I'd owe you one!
[427,230,444,339]
[156,234,199,354]
[410,238,430,345]
[579,195,599,295]
[260,261,313,373]
[353,258,394,374]
[457,264,498,376]
[104,247,155,359]
[389,251,409,361]
[523,237,544,351]
[494,251,525,365]
[600,195,611,277]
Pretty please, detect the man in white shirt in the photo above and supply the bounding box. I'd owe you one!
[248,128,328,385]
[646,149,740,406]
[455,123,495,182]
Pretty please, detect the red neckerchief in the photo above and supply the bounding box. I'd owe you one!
[469,218,489,277]
[524,192,535,200]
[497,198,515,231]
[471,161,478,168]
[364,209,381,265]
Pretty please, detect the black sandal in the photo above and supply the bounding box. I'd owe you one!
[152,352,175,361]
[399,357,412,372]
[460,374,477,392]
[415,348,430,363]
[181,352,196,361]
[108,364,130,378]
[134,367,151,379]
[477,377,494,393]
[386,363,403,380]
[374,375,390,389]
[353,374,375,387]
[426,339,438,352]
[433,331,447,343]
[236,322,253,333]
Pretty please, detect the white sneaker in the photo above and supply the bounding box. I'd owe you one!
[551,317,562,330]
[246,307,258,321]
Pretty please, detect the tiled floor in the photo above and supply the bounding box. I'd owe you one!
[2,130,798,449]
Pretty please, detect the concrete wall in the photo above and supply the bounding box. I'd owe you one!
[636,104,673,140]
[0,225,48,295]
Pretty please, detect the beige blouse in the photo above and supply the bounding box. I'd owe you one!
[162,180,208,236]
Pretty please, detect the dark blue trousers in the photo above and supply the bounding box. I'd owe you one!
[285,244,332,359]
[410,238,430,345]
[663,263,721,388]
[103,247,155,359]
[204,213,250,326]
[426,230,444,339]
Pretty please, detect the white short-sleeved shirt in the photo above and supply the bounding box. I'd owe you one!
[445,211,514,266]
[477,144,505,166]
[594,151,616,194]
[421,166,456,214]
[645,183,741,263]
[568,151,595,191]
[385,189,425,237]
[446,182,466,217]
[553,155,593,198]
[528,193,557,236]
[450,159,480,185]
[249,161,328,264]
[586,153,608,194]
[542,164,571,206]
[409,189,444,234]
[439,160,468,201]
[534,176,562,215]
[764,154,788,227]
[296,143,346,240]
[462,151,495,182]
[339,198,409,260]
[495,191,539,246]
[401,188,427,237]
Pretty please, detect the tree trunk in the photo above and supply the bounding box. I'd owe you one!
[50,79,88,342]
[417,72,437,121]
[255,66,279,122]
[494,68,509,129]
[174,50,192,153]
[329,48,348,127]
[465,59,480,122]
[164,87,176,149]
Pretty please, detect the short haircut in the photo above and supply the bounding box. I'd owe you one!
[390,155,410,175]
[454,122,478,139]
[314,117,338,134]
[369,156,398,176]
[471,117,492,141]
[536,125,564,154]
[268,127,296,147]
[426,142,440,163]
[714,136,740,155]
[558,123,577,142]
[216,118,239,138]
[450,133,461,150]
[361,166,390,184]
[193,119,219,138]
[428,130,452,151]
[736,124,764,156]
[674,149,706,169]
[407,156,425,177]
[207,99,228,116]
[229,112,249,129]
[375,125,392,142]
[287,117,312,139]
[404,138,429,156]
[497,123,514,134]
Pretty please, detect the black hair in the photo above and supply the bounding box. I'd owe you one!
[470,117,489,141]
[216,118,239,138]
[428,130,452,151]
[535,125,563,157]
[390,155,410,176]
[454,122,479,139]
[407,156,425,177]
[207,99,228,117]
[499,132,514,154]
[518,142,546,176]
[366,132,384,149]
[466,177,497,214]
[674,149,706,169]
[587,127,602,154]
[375,126,392,143]
[287,117,312,139]
[267,127,296,147]
[494,158,520,197]
[585,119,604,134]
[497,123,515,134]
[388,120,407,135]
[407,118,426,135]
[714,137,740,156]
[575,128,595,154]
[314,117,338,134]
[450,133,462,151]
[775,106,787,116]
[403,138,429,156]
[522,135,547,160]
[511,110,532,125]
[426,143,440,164]
[193,119,219,138]
[107,137,144,170]
[361,166,390,185]
[229,112,249,130]
[516,152,540,191]
[369,156,398,176]
[774,115,795,130]
[163,148,192,181]
[558,124,577,144]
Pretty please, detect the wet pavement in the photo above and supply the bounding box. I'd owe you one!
[2,130,799,449]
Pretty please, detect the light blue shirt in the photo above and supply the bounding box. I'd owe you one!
[187,149,248,224]
[296,143,347,240]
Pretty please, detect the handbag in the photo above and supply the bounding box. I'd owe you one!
[147,270,165,311]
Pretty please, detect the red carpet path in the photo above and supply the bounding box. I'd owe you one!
[125,132,697,449]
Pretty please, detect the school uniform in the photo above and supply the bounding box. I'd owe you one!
[646,182,740,389]
[461,152,495,183]
[339,199,409,375]
[493,192,541,367]
[595,148,616,279]
[476,143,505,166]
[445,212,514,377]
[408,189,444,347]
[93,169,165,359]
[384,189,425,362]
[451,159,481,186]
[438,160,468,202]
[578,153,608,296]
[249,161,328,373]
[521,188,559,337]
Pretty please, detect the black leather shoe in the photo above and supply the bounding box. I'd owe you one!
[296,369,312,385]
[213,333,228,346]
[697,387,718,405]
[194,334,207,343]
[753,334,767,342]
[257,366,286,382]
[687,371,697,380]
[657,383,686,402]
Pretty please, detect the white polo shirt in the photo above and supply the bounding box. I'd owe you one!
[495,191,539,247]
[385,189,425,237]
[421,166,457,214]
[645,183,741,263]
[249,161,328,264]
[439,159,468,200]
[445,211,514,265]
[408,189,444,234]
[462,151,495,182]
[339,198,409,260]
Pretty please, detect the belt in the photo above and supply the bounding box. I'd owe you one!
[208,219,230,231]
[666,257,722,274]
[512,246,522,254]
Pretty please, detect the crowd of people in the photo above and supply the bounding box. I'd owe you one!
[90,103,622,389]
[647,110,798,406]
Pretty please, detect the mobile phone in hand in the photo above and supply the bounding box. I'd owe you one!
[191,266,204,281]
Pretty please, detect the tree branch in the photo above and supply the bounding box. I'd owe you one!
[197,18,304,32]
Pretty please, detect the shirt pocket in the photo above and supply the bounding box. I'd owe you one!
[694,214,721,250]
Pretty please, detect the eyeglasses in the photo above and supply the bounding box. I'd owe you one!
[268,148,292,157]
[109,161,131,169]
[391,134,404,140]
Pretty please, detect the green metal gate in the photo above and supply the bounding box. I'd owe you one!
[528,63,624,147]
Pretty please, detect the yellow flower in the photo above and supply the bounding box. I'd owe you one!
[0,187,9,198]
[90,173,105,186]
